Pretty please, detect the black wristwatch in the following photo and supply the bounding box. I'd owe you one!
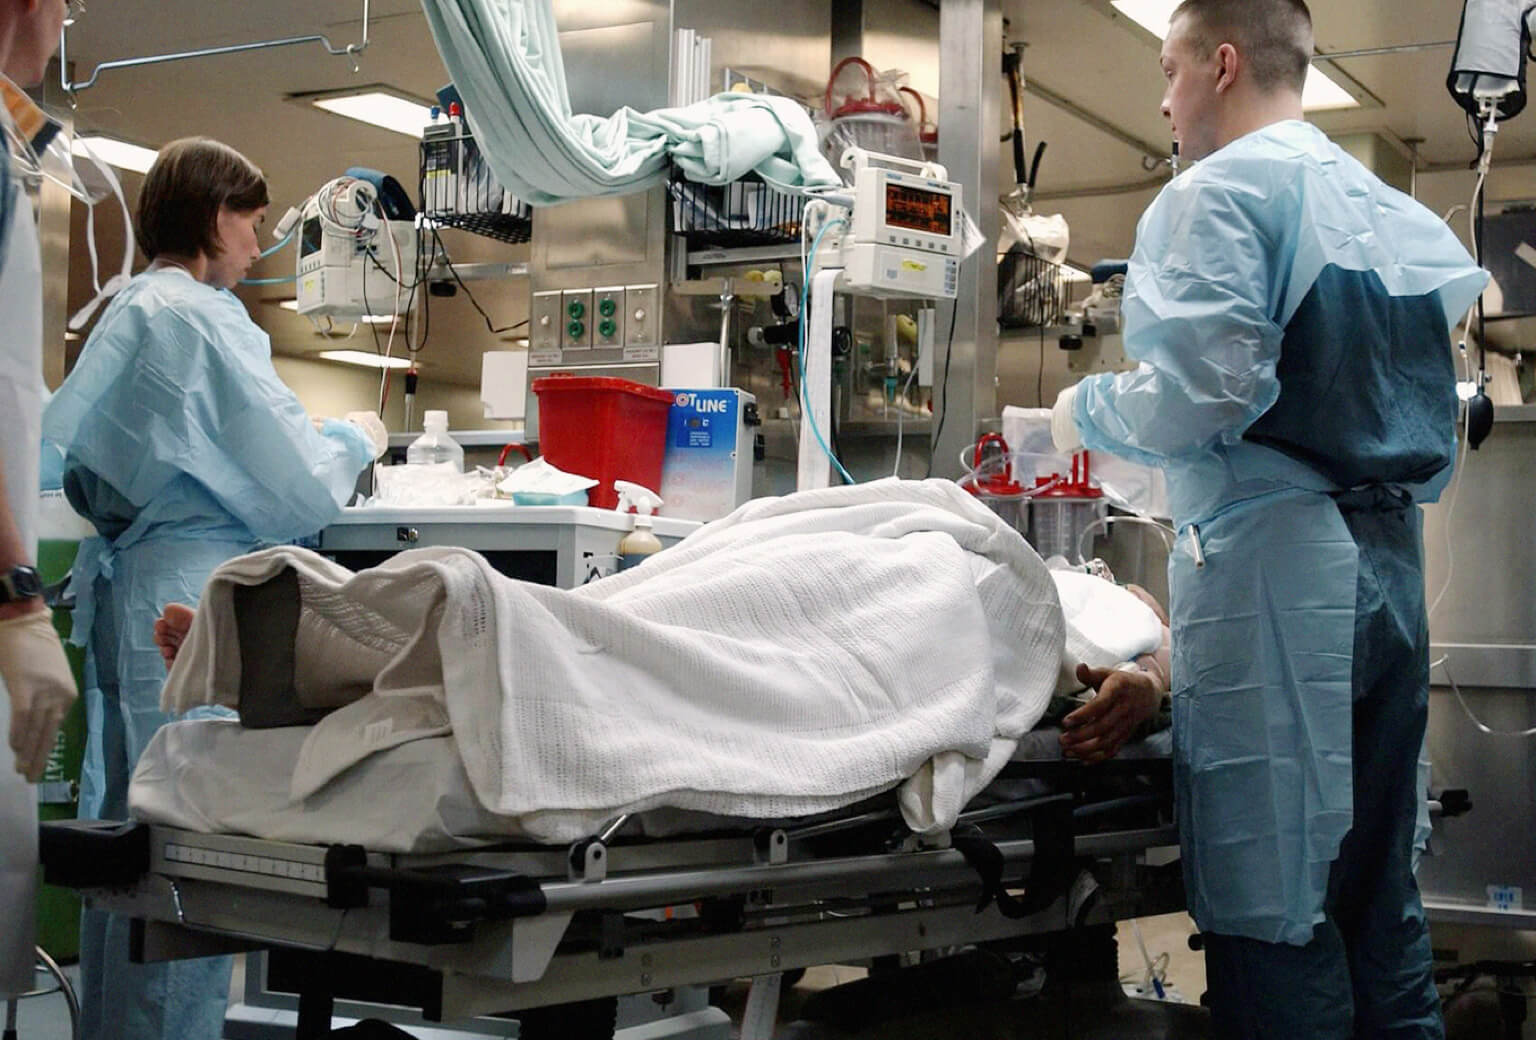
[0,565,43,604]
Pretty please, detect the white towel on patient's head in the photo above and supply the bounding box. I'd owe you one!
[1049,569,1164,692]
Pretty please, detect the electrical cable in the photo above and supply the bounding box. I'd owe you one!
[892,308,926,478]
[429,228,529,336]
[1074,514,1176,569]
[1441,659,1536,738]
[259,228,294,260]
[924,300,959,478]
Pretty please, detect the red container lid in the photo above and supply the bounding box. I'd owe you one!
[532,375,675,404]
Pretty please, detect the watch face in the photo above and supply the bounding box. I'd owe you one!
[5,567,42,600]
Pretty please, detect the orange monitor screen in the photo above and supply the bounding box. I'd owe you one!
[884,184,952,236]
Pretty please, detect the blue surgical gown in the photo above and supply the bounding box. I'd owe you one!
[1070,121,1486,947]
[41,265,373,1040]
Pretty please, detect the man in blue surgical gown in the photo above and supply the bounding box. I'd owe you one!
[43,138,386,1040]
[1050,1,1486,1036]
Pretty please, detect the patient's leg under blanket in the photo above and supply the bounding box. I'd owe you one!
[233,568,328,729]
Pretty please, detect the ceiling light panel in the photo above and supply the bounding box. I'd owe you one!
[311,92,434,138]
[73,135,158,174]
[1109,0,1360,111]
[318,350,411,370]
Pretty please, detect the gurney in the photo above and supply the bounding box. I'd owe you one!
[39,481,1184,1036]
[39,730,1182,1039]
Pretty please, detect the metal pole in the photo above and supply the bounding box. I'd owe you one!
[935,0,1002,480]
[1314,40,1455,62]
[60,0,372,95]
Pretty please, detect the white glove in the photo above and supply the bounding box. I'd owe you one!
[0,608,77,782]
[1051,384,1084,454]
[344,411,390,459]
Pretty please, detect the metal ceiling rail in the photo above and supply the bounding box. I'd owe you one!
[59,0,371,96]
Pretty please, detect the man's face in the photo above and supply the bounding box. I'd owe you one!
[1160,16,1222,162]
[7,0,68,88]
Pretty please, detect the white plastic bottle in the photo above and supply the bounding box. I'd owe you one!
[406,410,465,471]
[615,480,664,570]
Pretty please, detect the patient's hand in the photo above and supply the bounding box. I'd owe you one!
[1060,663,1162,764]
[153,603,196,671]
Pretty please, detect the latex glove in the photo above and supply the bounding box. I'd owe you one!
[0,608,77,781]
[344,410,390,459]
[1051,384,1083,454]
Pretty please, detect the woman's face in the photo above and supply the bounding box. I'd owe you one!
[205,205,267,290]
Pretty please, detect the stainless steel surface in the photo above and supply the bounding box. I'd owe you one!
[526,0,674,436]
[530,291,562,357]
[671,0,830,99]
[1423,406,1536,654]
[686,244,802,267]
[934,0,1002,480]
[1431,645,1536,691]
[625,284,660,347]
[1419,405,1536,921]
[1424,901,1536,930]
[1421,684,1536,913]
[60,0,371,93]
[423,261,529,283]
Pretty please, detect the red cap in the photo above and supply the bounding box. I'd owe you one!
[449,102,462,117]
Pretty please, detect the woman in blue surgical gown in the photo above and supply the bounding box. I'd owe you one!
[42,138,386,1040]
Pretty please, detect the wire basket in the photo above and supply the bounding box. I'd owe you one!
[669,168,805,249]
[998,246,1067,328]
[418,125,533,245]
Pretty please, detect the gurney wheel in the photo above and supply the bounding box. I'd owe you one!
[516,996,618,1040]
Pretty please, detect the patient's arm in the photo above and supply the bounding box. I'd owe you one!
[1059,582,1172,763]
[1058,663,1165,763]
[1123,583,1171,691]
[154,603,196,671]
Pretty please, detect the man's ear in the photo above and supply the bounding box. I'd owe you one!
[1214,42,1240,95]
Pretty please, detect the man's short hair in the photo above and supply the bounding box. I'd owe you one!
[1171,0,1314,95]
[136,137,269,261]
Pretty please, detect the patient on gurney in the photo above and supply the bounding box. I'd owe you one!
[153,587,1171,764]
[135,480,1172,851]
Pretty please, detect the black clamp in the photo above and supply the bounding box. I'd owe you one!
[1435,789,1473,818]
[952,798,1076,920]
[39,819,150,889]
[324,848,546,945]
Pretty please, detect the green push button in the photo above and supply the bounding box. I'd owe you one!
[598,297,617,318]
[567,320,585,339]
[567,300,586,319]
[598,319,617,339]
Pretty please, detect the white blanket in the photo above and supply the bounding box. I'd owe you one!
[162,480,1065,842]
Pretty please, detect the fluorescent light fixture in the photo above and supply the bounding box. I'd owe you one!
[72,134,157,174]
[311,91,433,139]
[278,300,401,324]
[319,350,411,370]
[1060,266,1093,284]
[1109,0,1360,110]
[1299,68,1359,111]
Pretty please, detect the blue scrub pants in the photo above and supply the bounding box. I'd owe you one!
[1202,491,1442,1039]
[78,538,244,1040]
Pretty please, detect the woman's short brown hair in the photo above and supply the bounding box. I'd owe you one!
[136,137,269,261]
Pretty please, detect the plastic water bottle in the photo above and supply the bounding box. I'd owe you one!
[406,410,465,471]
